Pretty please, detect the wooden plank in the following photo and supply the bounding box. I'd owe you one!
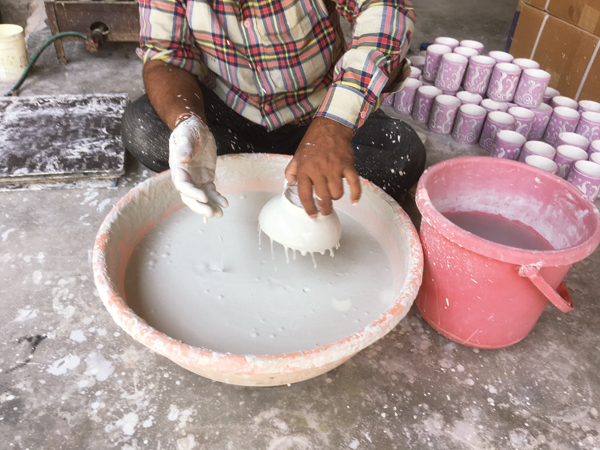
[53,2,140,42]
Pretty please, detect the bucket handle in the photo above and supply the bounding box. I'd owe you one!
[518,265,574,313]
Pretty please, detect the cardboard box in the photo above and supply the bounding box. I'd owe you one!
[510,3,600,102]
[521,0,600,36]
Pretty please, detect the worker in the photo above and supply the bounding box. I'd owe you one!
[121,0,425,219]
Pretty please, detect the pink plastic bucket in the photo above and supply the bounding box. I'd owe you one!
[415,156,600,348]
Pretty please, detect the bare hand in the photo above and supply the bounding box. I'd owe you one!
[285,117,361,217]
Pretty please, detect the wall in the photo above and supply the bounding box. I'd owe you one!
[1,0,45,33]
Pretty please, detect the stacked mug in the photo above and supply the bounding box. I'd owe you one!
[380,36,600,200]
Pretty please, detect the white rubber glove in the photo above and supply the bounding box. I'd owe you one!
[169,115,228,218]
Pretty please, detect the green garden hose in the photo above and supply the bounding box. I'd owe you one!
[4,31,92,97]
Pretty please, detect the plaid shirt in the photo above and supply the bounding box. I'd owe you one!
[138,0,415,131]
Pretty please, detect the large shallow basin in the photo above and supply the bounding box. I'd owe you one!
[93,154,423,386]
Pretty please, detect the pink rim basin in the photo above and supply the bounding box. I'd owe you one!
[92,153,423,386]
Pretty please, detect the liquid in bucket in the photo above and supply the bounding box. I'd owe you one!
[444,211,554,251]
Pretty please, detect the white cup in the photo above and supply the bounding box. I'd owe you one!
[0,24,28,81]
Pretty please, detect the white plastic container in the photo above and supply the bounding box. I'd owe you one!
[0,24,28,81]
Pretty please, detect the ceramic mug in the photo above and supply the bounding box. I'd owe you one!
[512,58,540,71]
[575,111,600,143]
[567,160,600,200]
[518,140,556,162]
[423,44,452,82]
[550,96,579,110]
[486,63,522,102]
[488,50,514,64]
[456,91,482,105]
[554,145,589,179]
[409,67,422,79]
[451,104,487,145]
[382,93,395,107]
[393,78,423,115]
[428,94,461,135]
[579,100,600,114]
[513,68,551,109]
[462,55,496,95]
[435,53,469,92]
[543,87,560,104]
[556,132,590,152]
[434,37,459,50]
[453,46,479,59]
[459,40,484,54]
[480,98,508,113]
[492,130,526,160]
[411,85,442,123]
[479,111,515,151]
[508,106,535,139]
[528,103,553,141]
[589,140,600,157]
[543,106,581,146]
[409,55,425,70]
[525,155,558,175]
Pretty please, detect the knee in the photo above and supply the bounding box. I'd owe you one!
[121,95,170,172]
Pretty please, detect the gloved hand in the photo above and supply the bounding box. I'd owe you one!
[169,114,228,218]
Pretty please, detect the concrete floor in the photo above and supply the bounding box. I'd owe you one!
[2,0,600,449]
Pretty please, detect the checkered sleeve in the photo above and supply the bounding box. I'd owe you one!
[314,0,416,130]
[136,0,204,75]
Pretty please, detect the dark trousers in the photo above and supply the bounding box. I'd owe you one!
[121,85,426,202]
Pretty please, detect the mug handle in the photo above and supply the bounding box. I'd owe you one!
[518,265,574,313]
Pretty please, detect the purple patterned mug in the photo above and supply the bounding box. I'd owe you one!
[575,111,600,143]
[382,93,395,107]
[480,98,508,113]
[508,106,535,139]
[451,104,487,145]
[543,106,581,146]
[488,51,514,64]
[556,132,590,152]
[567,160,600,200]
[435,53,469,92]
[393,78,423,115]
[579,100,600,114]
[456,91,482,105]
[454,46,479,59]
[423,44,452,82]
[487,63,522,102]
[543,87,560,104]
[434,37,459,50]
[513,58,540,71]
[479,111,515,151]
[528,103,553,141]
[459,40,484,54]
[411,85,442,123]
[462,55,496,95]
[409,67,422,79]
[409,55,425,70]
[550,96,579,110]
[429,95,461,134]
[513,69,551,109]
[525,155,558,175]
[554,145,589,179]
[589,140,600,157]
[492,130,527,160]
[519,140,556,162]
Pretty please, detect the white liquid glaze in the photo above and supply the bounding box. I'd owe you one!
[124,191,395,355]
